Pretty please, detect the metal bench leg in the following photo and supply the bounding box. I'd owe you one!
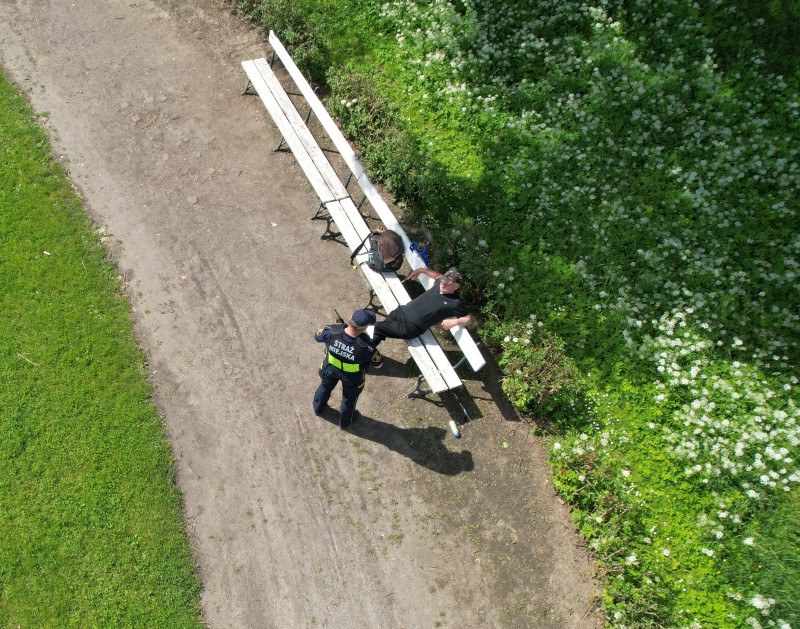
[242,79,256,96]
[408,374,431,399]
[452,354,468,370]
[311,203,341,241]
[321,215,341,240]
[312,202,327,221]
[355,194,368,217]
[362,289,383,314]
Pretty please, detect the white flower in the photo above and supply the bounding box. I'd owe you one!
[743,537,755,546]
[662,548,671,557]
[626,553,637,564]
[749,594,772,610]
[621,469,631,477]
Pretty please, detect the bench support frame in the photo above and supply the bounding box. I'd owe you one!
[312,204,342,241]
[409,353,470,403]
[408,374,431,399]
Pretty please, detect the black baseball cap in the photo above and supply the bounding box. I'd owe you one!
[443,268,463,284]
[351,309,377,327]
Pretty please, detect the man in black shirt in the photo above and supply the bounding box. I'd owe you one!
[371,268,472,345]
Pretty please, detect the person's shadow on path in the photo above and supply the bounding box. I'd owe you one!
[318,410,473,475]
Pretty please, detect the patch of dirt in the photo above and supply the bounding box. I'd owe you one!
[0,0,600,626]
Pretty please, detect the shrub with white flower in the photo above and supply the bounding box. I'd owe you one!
[640,311,800,505]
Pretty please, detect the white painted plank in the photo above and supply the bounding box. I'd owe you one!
[251,59,349,203]
[241,60,335,203]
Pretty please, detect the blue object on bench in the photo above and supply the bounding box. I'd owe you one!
[410,242,429,266]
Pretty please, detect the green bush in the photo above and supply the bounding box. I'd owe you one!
[327,69,427,201]
[484,319,577,414]
[234,0,330,83]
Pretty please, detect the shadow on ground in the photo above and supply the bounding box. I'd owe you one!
[316,409,473,475]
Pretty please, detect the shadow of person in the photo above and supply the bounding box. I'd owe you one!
[346,413,474,476]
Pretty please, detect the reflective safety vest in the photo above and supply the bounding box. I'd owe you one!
[326,353,362,372]
[325,325,367,373]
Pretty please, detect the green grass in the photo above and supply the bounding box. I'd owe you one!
[0,73,201,626]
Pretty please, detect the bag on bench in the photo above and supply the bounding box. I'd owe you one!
[350,229,404,274]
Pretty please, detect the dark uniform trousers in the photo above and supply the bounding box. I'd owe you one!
[313,364,365,429]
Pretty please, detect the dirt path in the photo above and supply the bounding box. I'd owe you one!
[0,1,599,626]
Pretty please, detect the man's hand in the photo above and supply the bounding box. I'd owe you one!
[441,315,472,331]
[440,319,457,331]
[407,268,442,283]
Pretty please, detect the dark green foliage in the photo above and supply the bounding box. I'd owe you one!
[234,0,331,83]
[482,320,577,413]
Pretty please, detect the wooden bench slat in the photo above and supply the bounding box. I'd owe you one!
[241,60,336,203]
[249,60,350,203]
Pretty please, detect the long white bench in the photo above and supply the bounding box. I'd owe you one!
[266,31,486,374]
[242,39,483,394]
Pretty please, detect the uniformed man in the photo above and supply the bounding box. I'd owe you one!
[313,308,383,428]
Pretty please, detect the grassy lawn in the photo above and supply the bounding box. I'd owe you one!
[234,0,800,625]
[0,72,201,626]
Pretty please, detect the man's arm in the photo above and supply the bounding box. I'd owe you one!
[407,267,443,282]
[314,326,331,342]
[369,348,384,369]
[440,314,473,331]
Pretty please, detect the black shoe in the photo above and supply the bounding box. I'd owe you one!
[314,405,328,418]
[341,411,360,429]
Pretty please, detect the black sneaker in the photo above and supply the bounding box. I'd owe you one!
[314,406,328,418]
[341,411,360,429]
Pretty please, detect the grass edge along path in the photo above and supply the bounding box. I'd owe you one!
[0,72,201,626]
